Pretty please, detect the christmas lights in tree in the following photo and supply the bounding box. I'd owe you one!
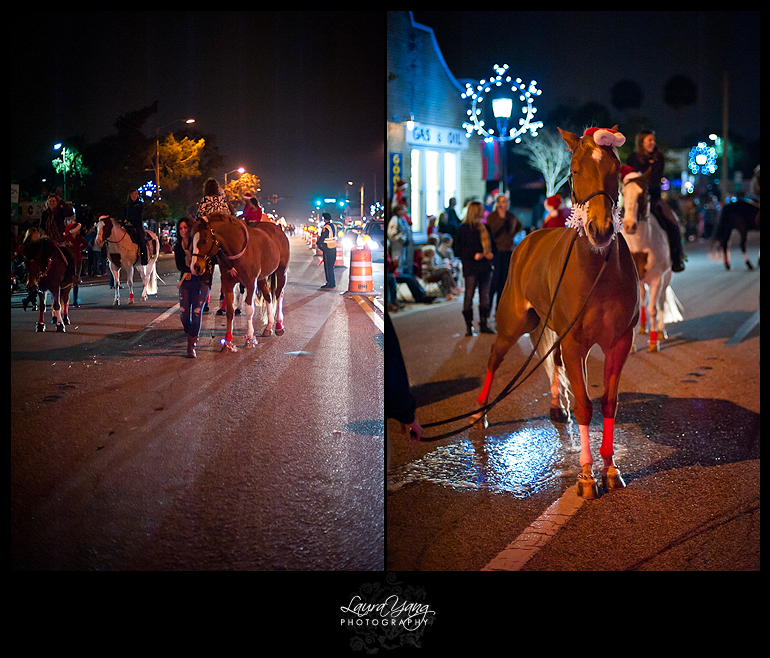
[461,64,543,143]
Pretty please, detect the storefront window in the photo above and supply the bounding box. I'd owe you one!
[409,147,460,236]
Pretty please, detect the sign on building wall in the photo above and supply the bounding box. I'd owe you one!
[389,152,403,199]
[405,123,468,150]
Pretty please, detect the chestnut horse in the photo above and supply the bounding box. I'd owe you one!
[478,127,639,499]
[190,213,289,351]
[22,237,76,332]
[621,167,682,351]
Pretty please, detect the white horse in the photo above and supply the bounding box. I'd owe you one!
[621,168,683,351]
[95,217,160,305]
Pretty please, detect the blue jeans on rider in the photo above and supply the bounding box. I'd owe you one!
[179,274,210,338]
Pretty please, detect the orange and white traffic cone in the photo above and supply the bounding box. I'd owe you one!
[346,247,374,294]
[335,243,345,267]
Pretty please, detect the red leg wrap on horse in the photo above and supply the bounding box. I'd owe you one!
[226,331,233,343]
[600,417,615,462]
[478,370,494,406]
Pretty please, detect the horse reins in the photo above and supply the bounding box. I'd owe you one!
[195,216,250,263]
[420,221,615,441]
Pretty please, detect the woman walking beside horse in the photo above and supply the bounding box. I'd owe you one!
[175,216,212,358]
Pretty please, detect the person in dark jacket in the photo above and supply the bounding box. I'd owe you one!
[122,190,147,265]
[627,130,685,271]
[454,200,495,336]
[485,194,521,312]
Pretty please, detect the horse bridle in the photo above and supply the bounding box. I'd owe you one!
[193,216,249,263]
[568,173,619,207]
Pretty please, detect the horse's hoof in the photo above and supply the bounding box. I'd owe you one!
[36,322,45,332]
[647,341,659,353]
[638,326,648,335]
[602,465,626,491]
[550,407,568,423]
[56,323,65,333]
[275,323,285,336]
[114,299,120,306]
[63,315,70,325]
[244,336,258,348]
[577,473,600,499]
[261,327,272,337]
[220,340,238,353]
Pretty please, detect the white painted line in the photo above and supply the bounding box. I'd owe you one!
[128,303,180,345]
[353,295,384,333]
[481,485,585,571]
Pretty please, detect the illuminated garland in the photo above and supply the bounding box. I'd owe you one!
[461,64,543,143]
[688,142,717,175]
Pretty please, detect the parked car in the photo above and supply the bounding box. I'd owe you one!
[357,219,385,259]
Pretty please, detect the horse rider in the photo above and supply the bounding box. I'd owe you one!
[122,189,148,265]
[627,130,686,272]
[41,193,77,278]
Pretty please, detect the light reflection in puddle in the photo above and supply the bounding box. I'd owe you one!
[388,419,629,497]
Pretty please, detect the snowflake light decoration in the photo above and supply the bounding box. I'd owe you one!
[688,142,718,175]
[461,64,543,143]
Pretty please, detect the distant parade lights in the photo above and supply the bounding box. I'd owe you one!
[461,63,543,143]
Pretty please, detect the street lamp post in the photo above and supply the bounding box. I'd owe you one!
[348,181,364,222]
[491,98,512,195]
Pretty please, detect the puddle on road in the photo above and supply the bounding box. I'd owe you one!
[387,419,629,497]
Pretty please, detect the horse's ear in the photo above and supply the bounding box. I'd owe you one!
[557,127,580,153]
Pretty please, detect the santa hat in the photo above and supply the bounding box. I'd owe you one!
[583,127,626,148]
[620,165,639,184]
[545,194,562,210]
[66,221,81,234]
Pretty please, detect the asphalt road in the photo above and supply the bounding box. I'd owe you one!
[12,232,385,570]
[387,232,759,571]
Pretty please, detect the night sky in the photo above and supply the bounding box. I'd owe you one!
[11,11,385,221]
[411,11,759,146]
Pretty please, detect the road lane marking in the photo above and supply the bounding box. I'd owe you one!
[481,485,585,571]
[352,294,384,332]
[127,303,180,345]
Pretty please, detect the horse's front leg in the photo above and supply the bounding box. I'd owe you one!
[559,335,598,499]
[598,329,634,491]
[110,262,121,305]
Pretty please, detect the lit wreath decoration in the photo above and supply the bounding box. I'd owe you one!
[461,64,543,143]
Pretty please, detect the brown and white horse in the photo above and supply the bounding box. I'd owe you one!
[478,126,640,499]
[95,217,160,305]
[190,213,289,351]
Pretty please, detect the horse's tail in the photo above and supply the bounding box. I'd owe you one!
[145,231,161,295]
[662,285,684,324]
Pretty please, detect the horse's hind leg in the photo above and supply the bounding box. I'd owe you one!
[740,231,754,269]
[36,291,46,331]
[257,279,274,337]
[274,268,287,335]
